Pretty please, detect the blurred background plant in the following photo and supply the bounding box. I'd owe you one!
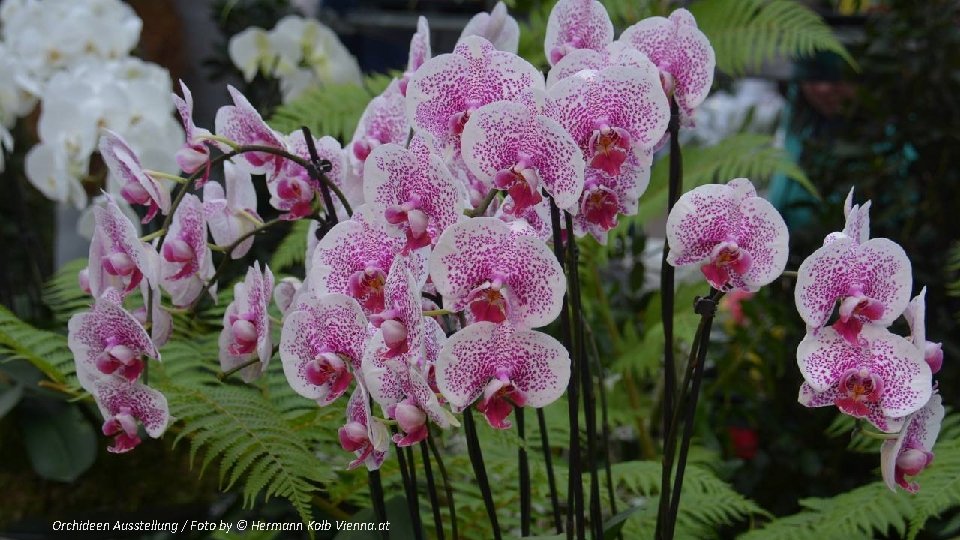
[1,0,959,538]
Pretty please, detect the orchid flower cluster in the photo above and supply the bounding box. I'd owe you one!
[229,15,362,103]
[0,0,183,209]
[795,190,945,493]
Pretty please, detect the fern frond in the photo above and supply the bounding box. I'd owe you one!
[690,0,857,77]
[907,438,960,538]
[269,219,311,272]
[43,258,91,325]
[0,305,77,387]
[268,73,394,140]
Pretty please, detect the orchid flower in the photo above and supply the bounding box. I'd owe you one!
[280,293,371,406]
[203,161,260,259]
[399,16,431,96]
[172,80,213,180]
[363,143,466,252]
[436,322,570,429]
[160,193,215,307]
[429,217,565,329]
[214,85,287,176]
[91,378,170,454]
[903,287,944,374]
[797,325,932,433]
[269,130,347,220]
[572,151,652,243]
[273,277,303,316]
[795,215,911,343]
[460,2,520,54]
[348,79,410,182]
[544,0,614,66]
[546,41,652,88]
[665,178,789,292]
[881,393,944,493]
[462,100,585,214]
[309,206,427,316]
[228,27,272,82]
[87,194,159,298]
[99,130,171,223]
[219,262,274,382]
[68,288,159,383]
[340,383,391,470]
[620,8,716,122]
[132,278,172,348]
[825,188,871,245]
[406,35,544,156]
[546,61,669,178]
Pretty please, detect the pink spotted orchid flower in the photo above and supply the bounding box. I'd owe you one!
[172,80,213,182]
[280,293,372,406]
[460,2,520,54]
[573,151,652,243]
[68,287,159,383]
[399,16,431,96]
[881,393,944,493]
[92,378,170,454]
[309,206,427,316]
[797,325,932,433]
[363,143,465,252]
[666,178,789,292]
[620,8,716,123]
[160,193,216,307]
[547,61,669,178]
[219,262,274,382]
[99,130,171,223]
[544,0,614,66]
[429,218,565,329]
[462,100,585,214]
[87,194,159,298]
[203,161,260,259]
[546,41,653,88]
[903,287,944,374]
[406,35,544,156]
[269,130,348,220]
[795,197,911,344]
[215,85,287,177]
[273,276,303,316]
[339,383,391,470]
[132,279,172,348]
[348,79,410,181]
[436,322,570,429]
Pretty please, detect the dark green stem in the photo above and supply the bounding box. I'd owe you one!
[656,97,682,540]
[396,440,424,540]
[517,406,531,537]
[420,440,445,540]
[585,323,619,539]
[368,469,389,540]
[469,188,499,217]
[427,432,459,540]
[300,126,347,221]
[217,357,260,380]
[538,407,563,534]
[463,407,502,540]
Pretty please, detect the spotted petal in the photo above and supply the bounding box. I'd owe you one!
[460,2,520,54]
[620,8,716,119]
[215,85,286,176]
[160,193,215,306]
[219,263,274,382]
[99,130,171,222]
[203,161,258,259]
[462,100,585,212]
[544,0,614,66]
[87,194,160,298]
[348,79,409,180]
[547,42,650,88]
[342,383,390,470]
[91,378,169,438]
[881,393,943,492]
[436,322,570,413]
[798,382,905,433]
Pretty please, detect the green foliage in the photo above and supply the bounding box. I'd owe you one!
[0,304,77,388]
[268,73,394,141]
[269,219,311,272]
[690,0,856,76]
[42,258,90,326]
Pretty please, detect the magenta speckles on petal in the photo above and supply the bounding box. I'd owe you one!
[203,161,259,259]
[436,322,569,428]
[797,325,931,431]
[795,236,912,331]
[406,35,545,156]
[340,384,390,470]
[215,85,287,176]
[172,80,213,179]
[544,0,614,66]
[666,178,788,292]
[280,293,371,406]
[92,378,170,452]
[348,79,410,180]
[363,143,465,251]
[881,393,943,493]
[546,63,669,171]
[219,262,274,383]
[620,8,716,120]
[160,193,215,307]
[429,218,565,330]
[88,194,159,298]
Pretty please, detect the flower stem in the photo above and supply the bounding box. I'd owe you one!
[585,323,620,539]
[463,407,502,540]
[422,309,454,317]
[537,407,563,534]
[396,439,425,540]
[368,469,389,540]
[665,291,722,539]
[217,357,260,380]
[656,97,683,540]
[427,431,459,540]
[301,126,349,222]
[468,188,499,217]
[517,405,531,537]
[139,228,166,242]
[420,440,445,540]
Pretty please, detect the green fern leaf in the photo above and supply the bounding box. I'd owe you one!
[270,219,311,272]
[690,0,857,77]
[0,305,77,387]
[907,438,960,538]
[268,73,394,140]
[43,258,91,325]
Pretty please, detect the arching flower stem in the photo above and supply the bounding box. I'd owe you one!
[419,439,446,540]
[426,431,459,540]
[395,436,425,540]
[517,405,531,537]
[463,407,502,540]
[367,469,389,540]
